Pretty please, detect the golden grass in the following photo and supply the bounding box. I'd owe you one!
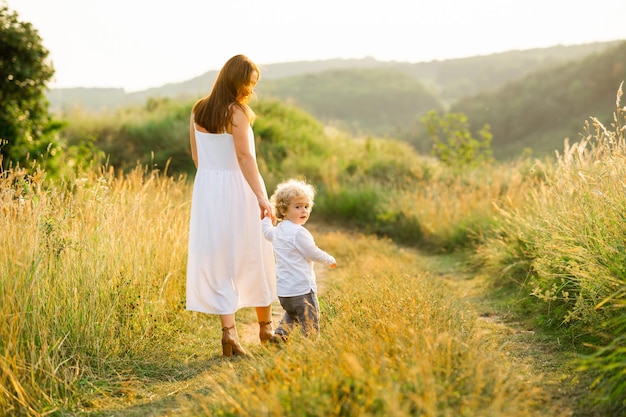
[478,85,626,330]
[176,230,545,417]
[1,162,551,416]
[1,164,191,415]
[471,84,626,410]
[388,157,548,251]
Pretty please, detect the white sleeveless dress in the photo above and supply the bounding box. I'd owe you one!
[186,123,277,314]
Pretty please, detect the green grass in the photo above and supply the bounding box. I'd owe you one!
[472,86,626,412]
[3,87,626,415]
[0,165,555,416]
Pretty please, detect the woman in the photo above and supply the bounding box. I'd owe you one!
[186,54,277,357]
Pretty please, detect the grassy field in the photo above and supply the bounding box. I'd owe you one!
[2,87,626,416]
[0,164,602,416]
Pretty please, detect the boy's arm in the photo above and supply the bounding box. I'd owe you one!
[294,228,336,267]
[261,217,274,242]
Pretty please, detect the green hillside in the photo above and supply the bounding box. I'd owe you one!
[46,41,624,158]
[47,42,617,114]
[449,41,626,159]
[260,68,442,136]
[401,41,623,104]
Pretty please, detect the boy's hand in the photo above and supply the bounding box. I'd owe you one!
[263,209,277,225]
[330,263,337,269]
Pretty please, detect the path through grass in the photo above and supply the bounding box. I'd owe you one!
[37,225,604,416]
[418,252,604,417]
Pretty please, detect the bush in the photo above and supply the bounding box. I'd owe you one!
[0,5,61,170]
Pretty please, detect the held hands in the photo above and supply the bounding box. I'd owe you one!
[262,209,276,225]
[259,197,276,223]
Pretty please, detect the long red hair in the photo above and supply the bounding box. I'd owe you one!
[192,54,259,133]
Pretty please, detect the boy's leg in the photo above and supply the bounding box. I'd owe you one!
[300,291,320,337]
[275,296,297,338]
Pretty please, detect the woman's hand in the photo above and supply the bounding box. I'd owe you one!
[259,197,275,222]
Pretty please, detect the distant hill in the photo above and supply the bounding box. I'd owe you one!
[47,41,620,113]
[259,68,443,137]
[396,42,624,105]
[46,40,625,159]
[45,57,396,113]
[448,41,626,159]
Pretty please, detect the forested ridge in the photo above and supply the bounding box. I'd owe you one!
[47,40,624,159]
[450,41,626,158]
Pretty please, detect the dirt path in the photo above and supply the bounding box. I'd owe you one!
[418,252,601,417]
[236,248,598,416]
[79,244,601,416]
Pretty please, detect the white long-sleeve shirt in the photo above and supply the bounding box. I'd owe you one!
[262,218,336,297]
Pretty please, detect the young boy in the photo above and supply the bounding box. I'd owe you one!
[262,179,336,340]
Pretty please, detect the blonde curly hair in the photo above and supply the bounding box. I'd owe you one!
[270,179,316,220]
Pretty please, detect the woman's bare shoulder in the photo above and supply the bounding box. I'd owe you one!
[231,104,251,126]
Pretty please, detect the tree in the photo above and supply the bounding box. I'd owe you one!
[421,110,493,169]
[0,3,60,169]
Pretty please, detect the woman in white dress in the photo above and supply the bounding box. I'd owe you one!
[186,54,277,357]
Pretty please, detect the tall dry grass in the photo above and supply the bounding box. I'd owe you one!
[1,164,191,415]
[5,90,619,413]
[390,158,550,251]
[178,231,547,417]
[313,128,547,253]
[2,160,553,416]
[474,83,626,410]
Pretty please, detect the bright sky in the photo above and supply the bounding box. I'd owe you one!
[7,0,626,92]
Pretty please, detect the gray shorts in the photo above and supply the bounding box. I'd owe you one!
[276,291,320,337]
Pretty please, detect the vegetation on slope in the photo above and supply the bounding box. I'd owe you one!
[403,41,623,104]
[449,41,626,159]
[472,85,626,414]
[3,82,626,415]
[260,68,442,137]
[46,41,622,160]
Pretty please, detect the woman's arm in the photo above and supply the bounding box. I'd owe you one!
[232,106,272,219]
[189,113,198,169]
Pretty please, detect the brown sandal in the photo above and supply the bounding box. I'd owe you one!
[258,321,274,344]
[222,325,246,357]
